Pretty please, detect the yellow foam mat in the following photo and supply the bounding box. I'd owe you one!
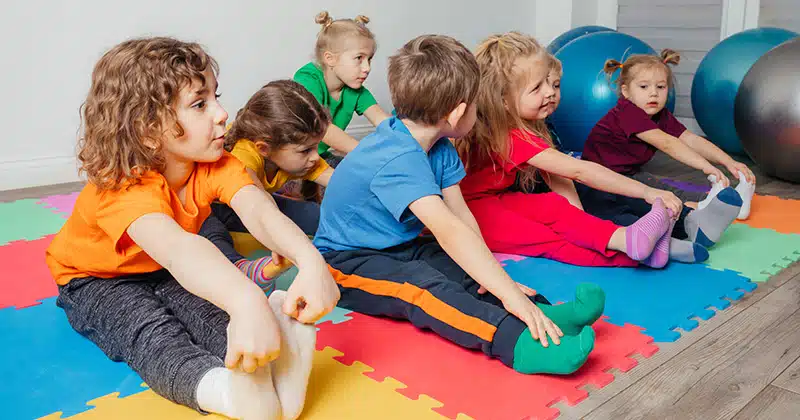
[41,347,453,419]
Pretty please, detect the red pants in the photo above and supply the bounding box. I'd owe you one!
[468,192,637,267]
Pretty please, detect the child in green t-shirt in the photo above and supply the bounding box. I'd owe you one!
[293,10,391,167]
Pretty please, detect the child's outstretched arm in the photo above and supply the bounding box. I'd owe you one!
[678,131,756,183]
[127,213,280,373]
[314,167,334,187]
[441,184,482,237]
[363,104,391,127]
[637,129,728,185]
[322,125,360,154]
[544,175,584,210]
[230,185,340,323]
[409,195,563,347]
[528,148,683,216]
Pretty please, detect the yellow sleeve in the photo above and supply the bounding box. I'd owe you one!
[304,159,331,182]
[230,140,265,177]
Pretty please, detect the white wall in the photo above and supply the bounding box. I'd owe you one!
[1,0,536,191]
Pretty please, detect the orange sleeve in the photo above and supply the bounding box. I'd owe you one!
[208,152,256,205]
[95,178,174,256]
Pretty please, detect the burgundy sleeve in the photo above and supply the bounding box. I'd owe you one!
[660,109,688,138]
[617,100,659,138]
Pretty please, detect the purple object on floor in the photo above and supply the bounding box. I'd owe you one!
[37,192,79,218]
[660,178,710,194]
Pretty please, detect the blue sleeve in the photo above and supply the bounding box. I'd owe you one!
[433,139,466,189]
[370,152,442,222]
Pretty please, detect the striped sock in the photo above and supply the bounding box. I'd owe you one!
[642,209,676,268]
[235,257,277,295]
[625,198,671,261]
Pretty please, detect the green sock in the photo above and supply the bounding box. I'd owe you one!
[536,283,605,336]
[512,325,595,374]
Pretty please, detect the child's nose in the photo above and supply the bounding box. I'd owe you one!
[216,103,229,124]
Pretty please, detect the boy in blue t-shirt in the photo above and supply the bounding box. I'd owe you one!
[314,34,604,375]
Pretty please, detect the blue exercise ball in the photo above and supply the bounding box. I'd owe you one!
[547,25,615,55]
[550,31,676,153]
[692,27,798,156]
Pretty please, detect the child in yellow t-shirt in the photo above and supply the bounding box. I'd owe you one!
[208,79,333,237]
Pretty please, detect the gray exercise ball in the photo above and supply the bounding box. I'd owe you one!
[735,37,800,183]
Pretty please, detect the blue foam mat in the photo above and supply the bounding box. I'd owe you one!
[0,297,144,419]
[502,258,757,342]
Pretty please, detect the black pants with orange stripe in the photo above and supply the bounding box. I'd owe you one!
[324,236,550,368]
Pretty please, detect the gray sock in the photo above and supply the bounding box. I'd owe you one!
[684,187,742,248]
[669,238,709,263]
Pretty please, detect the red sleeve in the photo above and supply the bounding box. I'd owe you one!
[659,109,688,138]
[505,129,549,171]
[617,99,659,138]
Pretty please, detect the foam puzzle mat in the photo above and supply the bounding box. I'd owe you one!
[0,189,798,419]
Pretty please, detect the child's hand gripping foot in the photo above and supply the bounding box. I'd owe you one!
[697,174,726,210]
[196,294,283,419]
[513,326,595,374]
[624,198,672,262]
[685,187,742,248]
[268,290,317,420]
[735,171,755,220]
[534,283,605,336]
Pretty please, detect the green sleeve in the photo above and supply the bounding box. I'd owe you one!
[354,87,378,115]
[293,72,326,105]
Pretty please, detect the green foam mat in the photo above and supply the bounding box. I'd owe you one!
[0,199,67,245]
[705,224,800,282]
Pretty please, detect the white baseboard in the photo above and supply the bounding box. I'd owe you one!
[0,156,83,192]
[347,123,375,140]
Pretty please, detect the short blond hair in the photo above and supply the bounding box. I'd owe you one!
[78,37,217,190]
[388,35,480,125]
[314,11,375,63]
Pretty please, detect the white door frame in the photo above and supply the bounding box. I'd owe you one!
[721,0,761,40]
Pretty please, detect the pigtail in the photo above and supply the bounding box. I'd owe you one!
[660,48,681,66]
[315,11,333,30]
[603,59,623,76]
[354,15,370,25]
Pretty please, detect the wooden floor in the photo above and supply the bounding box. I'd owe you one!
[2,152,800,419]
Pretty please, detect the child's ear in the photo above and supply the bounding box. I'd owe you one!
[445,102,468,129]
[322,51,337,68]
[254,140,272,157]
[621,84,631,99]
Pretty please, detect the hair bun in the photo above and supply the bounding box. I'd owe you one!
[354,15,370,25]
[315,11,333,27]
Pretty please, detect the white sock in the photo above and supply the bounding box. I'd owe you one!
[268,291,316,420]
[196,365,281,419]
[697,174,725,210]
[735,171,755,220]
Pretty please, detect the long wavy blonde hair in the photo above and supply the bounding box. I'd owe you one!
[78,37,217,190]
[455,31,553,190]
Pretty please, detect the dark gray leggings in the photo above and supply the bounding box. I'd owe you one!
[56,271,228,411]
[630,171,707,203]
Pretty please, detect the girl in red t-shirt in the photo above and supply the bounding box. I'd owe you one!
[456,32,697,268]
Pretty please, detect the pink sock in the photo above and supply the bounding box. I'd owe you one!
[642,209,676,268]
[625,199,671,261]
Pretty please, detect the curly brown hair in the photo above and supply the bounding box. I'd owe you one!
[78,37,218,190]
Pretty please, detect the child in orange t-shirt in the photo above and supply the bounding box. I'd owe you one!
[45,37,339,420]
